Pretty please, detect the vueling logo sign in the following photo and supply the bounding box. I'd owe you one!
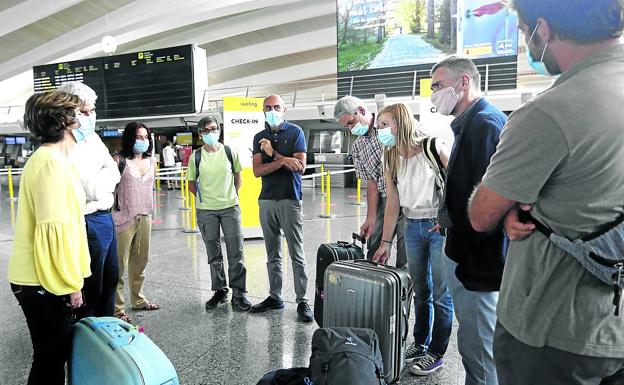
[344,336,357,346]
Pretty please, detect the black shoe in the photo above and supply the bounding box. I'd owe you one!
[231,296,253,311]
[249,296,285,313]
[205,289,228,309]
[297,302,314,322]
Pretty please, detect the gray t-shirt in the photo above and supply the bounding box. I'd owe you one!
[482,43,624,357]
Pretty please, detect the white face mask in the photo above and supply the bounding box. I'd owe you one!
[431,78,462,116]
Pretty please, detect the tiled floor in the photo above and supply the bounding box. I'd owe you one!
[0,183,465,385]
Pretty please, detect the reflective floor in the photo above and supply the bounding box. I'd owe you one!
[0,182,465,385]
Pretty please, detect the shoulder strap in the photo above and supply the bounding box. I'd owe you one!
[224,145,234,174]
[117,154,126,176]
[114,155,126,211]
[422,136,446,181]
[194,149,201,180]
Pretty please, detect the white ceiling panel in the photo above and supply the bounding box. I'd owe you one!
[0,0,338,108]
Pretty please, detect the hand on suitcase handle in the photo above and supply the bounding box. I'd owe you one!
[372,243,390,265]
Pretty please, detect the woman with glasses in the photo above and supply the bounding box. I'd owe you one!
[8,90,91,385]
[113,122,159,323]
[187,116,252,311]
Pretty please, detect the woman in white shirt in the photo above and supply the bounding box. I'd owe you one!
[372,103,454,376]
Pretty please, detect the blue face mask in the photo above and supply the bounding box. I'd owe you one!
[350,118,369,136]
[265,111,283,127]
[526,23,557,77]
[202,132,219,145]
[72,114,95,143]
[377,127,396,147]
[133,139,149,154]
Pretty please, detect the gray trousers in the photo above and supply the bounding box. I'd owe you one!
[258,199,309,303]
[494,322,624,385]
[197,206,247,298]
[368,196,407,268]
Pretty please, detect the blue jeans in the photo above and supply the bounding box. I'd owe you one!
[404,218,453,357]
[78,211,119,318]
[446,257,498,385]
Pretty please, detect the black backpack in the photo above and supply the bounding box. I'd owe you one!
[256,368,311,385]
[309,327,385,385]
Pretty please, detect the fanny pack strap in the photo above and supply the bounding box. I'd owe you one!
[519,209,624,316]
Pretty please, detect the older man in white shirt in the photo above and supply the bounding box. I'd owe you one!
[59,81,121,318]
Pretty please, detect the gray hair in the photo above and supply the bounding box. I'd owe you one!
[197,116,219,131]
[431,56,481,92]
[56,81,98,105]
[333,95,368,121]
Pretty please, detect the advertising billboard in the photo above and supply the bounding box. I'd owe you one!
[337,0,518,72]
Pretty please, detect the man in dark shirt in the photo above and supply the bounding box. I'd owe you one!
[250,94,313,322]
[430,56,507,385]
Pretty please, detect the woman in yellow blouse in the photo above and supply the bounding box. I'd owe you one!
[8,90,91,385]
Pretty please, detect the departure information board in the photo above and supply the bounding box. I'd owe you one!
[33,44,207,119]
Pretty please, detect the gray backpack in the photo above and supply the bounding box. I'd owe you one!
[309,327,385,385]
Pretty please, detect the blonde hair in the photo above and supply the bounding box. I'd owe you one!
[378,103,425,181]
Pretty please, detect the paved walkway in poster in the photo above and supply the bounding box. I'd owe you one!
[369,33,444,69]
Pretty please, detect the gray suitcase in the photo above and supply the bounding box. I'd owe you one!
[323,260,412,384]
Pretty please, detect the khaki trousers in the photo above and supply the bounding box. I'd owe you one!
[115,215,151,315]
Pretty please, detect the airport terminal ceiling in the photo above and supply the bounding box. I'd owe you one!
[0,0,546,134]
[0,0,339,106]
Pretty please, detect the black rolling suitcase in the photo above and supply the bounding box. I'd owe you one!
[313,233,366,327]
[323,260,412,384]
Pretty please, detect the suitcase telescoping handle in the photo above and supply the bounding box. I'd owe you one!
[352,233,366,246]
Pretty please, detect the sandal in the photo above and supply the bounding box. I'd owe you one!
[133,302,160,311]
[116,313,133,323]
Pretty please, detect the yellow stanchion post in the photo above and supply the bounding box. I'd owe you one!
[180,169,190,210]
[320,164,325,195]
[185,173,190,209]
[319,171,335,218]
[351,177,365,206]
[177,169,186,200]
[7,166,16,201]
[183,192,200,233]
[155,163,161,190]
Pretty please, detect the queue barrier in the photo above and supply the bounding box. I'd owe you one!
[302,167,357,218]
[155,163,362,231]
[0,167,23,201]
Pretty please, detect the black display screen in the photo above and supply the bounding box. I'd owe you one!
[33,45,196,119]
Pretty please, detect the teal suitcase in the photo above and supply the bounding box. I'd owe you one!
[70,316,179,385]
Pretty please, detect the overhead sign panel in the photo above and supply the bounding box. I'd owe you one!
[33,44,207,120]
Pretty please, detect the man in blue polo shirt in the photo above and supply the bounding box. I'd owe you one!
[250,94,313,323]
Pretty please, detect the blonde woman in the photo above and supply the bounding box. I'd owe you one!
[372,103,454,376]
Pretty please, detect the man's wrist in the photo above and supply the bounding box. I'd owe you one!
[381,239,392,245]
